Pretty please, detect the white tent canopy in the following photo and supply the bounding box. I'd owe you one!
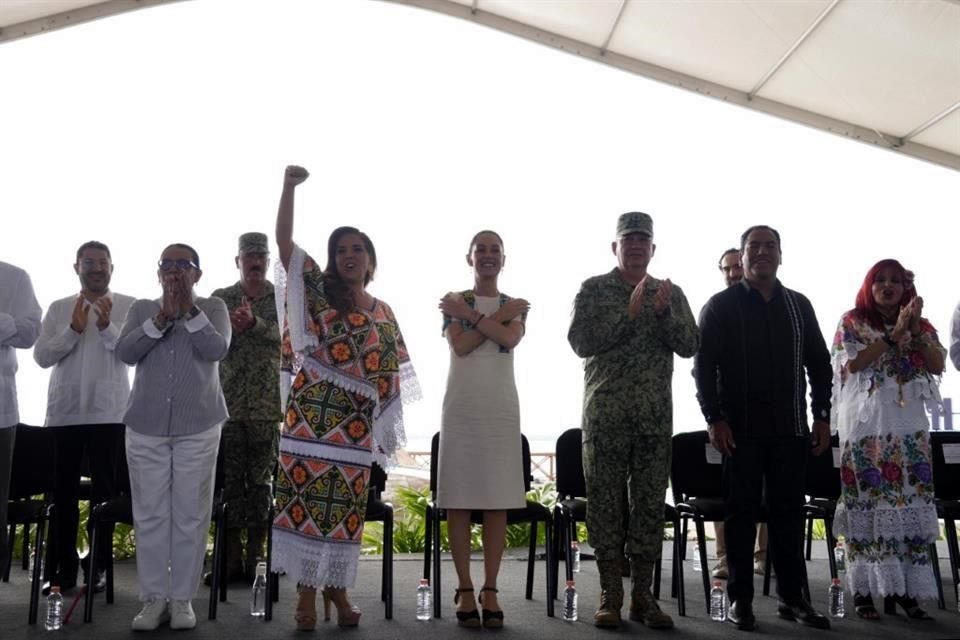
[2,0,958,171]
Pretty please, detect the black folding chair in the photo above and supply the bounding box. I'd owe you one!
[423,432,554,618]
[83,468,227,622]
[671,431,788,615]
[802,434,841,578]
[3,424,55,624]
[550,427,683,614]
[930,430,960,610]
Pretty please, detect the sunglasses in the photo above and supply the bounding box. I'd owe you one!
[158,259,199,271]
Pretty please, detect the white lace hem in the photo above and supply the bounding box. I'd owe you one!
[270,528,359,589]
[833,504,939,542]
[845,560,939,601]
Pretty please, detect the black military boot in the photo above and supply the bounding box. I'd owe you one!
[594,558,624,628]
[629,556,674,629]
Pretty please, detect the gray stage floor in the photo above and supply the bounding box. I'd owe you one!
[2,541,959,639]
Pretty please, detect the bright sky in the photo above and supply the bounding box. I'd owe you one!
[4,0,959,451]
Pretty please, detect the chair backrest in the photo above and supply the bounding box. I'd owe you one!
[429,431,532,498]
[555,428,585,499]
[930,430,960,501]
[9,424,57,500]
[670,430,723,502]
[804,433,841,499]
[369,462,387,499]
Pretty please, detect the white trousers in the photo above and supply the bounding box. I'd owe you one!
[126,424,221,601]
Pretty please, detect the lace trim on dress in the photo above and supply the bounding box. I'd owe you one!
[270,528,359,589]
[845,560,940,601]
[833,504,940,543]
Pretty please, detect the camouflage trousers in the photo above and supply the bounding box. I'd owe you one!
[221,419,279,529]
[583,430,671,565]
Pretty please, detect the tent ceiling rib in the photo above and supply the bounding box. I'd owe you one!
[1,0,957,172]
[746,0,840,100]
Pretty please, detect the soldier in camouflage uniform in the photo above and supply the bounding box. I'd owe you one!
[568,212,699,629]
[211,232,281,581]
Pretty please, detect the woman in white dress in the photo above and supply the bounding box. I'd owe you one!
[436,230,529,628]
[832,259,944,620]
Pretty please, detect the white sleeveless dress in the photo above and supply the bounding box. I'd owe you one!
[437,295,525,510]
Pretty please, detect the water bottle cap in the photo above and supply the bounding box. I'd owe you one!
[831,578,841,586]
[50,586,61,594]
[419,578,429,586]
[566,580,575,587]
[836,540,843,546]
[713,580,722,587]
[255,562,267,576]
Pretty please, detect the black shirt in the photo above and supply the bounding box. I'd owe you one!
[694,279,831,439]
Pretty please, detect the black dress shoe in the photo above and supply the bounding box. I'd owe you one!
[727,600,756,631]
[777,600,830,629]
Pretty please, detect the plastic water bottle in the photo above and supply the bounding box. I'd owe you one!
[829,578,845,617]
[45,586,63,630]
[834,541,846,574]
[416,578,432,621]
[571,541,581,573]
[562,580,578,622]
[692,544,702,572]
[250,562,267,617]
[709,581,726,622]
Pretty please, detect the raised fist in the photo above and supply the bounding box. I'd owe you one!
[284,165,309,187]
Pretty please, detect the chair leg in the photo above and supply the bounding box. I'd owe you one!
[680,518,688,560]
[384,506,393,620]
[422,504,432,584]
[28,512,49,625]
[544,518,554,618]
[762,541,772,596]
[525,521,537,600]
[805,518,813,560]
[265,516,274,621]
[432,509,442,618]
[84,508,98,623]
[21,523,30,571]
[673,522,685,616]
[653,542,662,600]
[929,541,946,610]
[694,520,710,615]
[824,517,837,579]
[3,523,13,582]
[944,518,960,607]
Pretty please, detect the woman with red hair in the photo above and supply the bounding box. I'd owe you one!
[832,259,945,621]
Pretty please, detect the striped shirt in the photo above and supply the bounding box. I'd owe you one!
[117,296,231,436]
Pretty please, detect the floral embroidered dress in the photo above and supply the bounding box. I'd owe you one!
[831,310,943,599]
[271,244,419,588]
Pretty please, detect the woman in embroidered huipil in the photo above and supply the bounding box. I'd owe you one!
[832,259,944,621]
[271,165,419,630]
[436,230,529,628]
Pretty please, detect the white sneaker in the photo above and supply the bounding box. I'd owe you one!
[170,599,197,630]
[132,598,170,631]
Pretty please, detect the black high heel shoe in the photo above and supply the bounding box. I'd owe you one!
[479,586,504,629]
[454,588,481,628]
[883,595,933,620]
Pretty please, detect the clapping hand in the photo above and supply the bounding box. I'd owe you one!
[70,295,90,334]
[93,296,112,331]
[231,297,255,333]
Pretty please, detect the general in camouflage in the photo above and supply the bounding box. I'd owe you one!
[568,262,698,626]
[211,279,281,576]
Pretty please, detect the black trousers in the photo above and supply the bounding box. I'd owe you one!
[723,436,808,604]
[44,424,126,582]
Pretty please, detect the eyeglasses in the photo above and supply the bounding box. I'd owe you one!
[158,259,199,271]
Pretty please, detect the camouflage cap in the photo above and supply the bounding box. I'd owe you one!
[616,211,653,239]
[238,232,269,254]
